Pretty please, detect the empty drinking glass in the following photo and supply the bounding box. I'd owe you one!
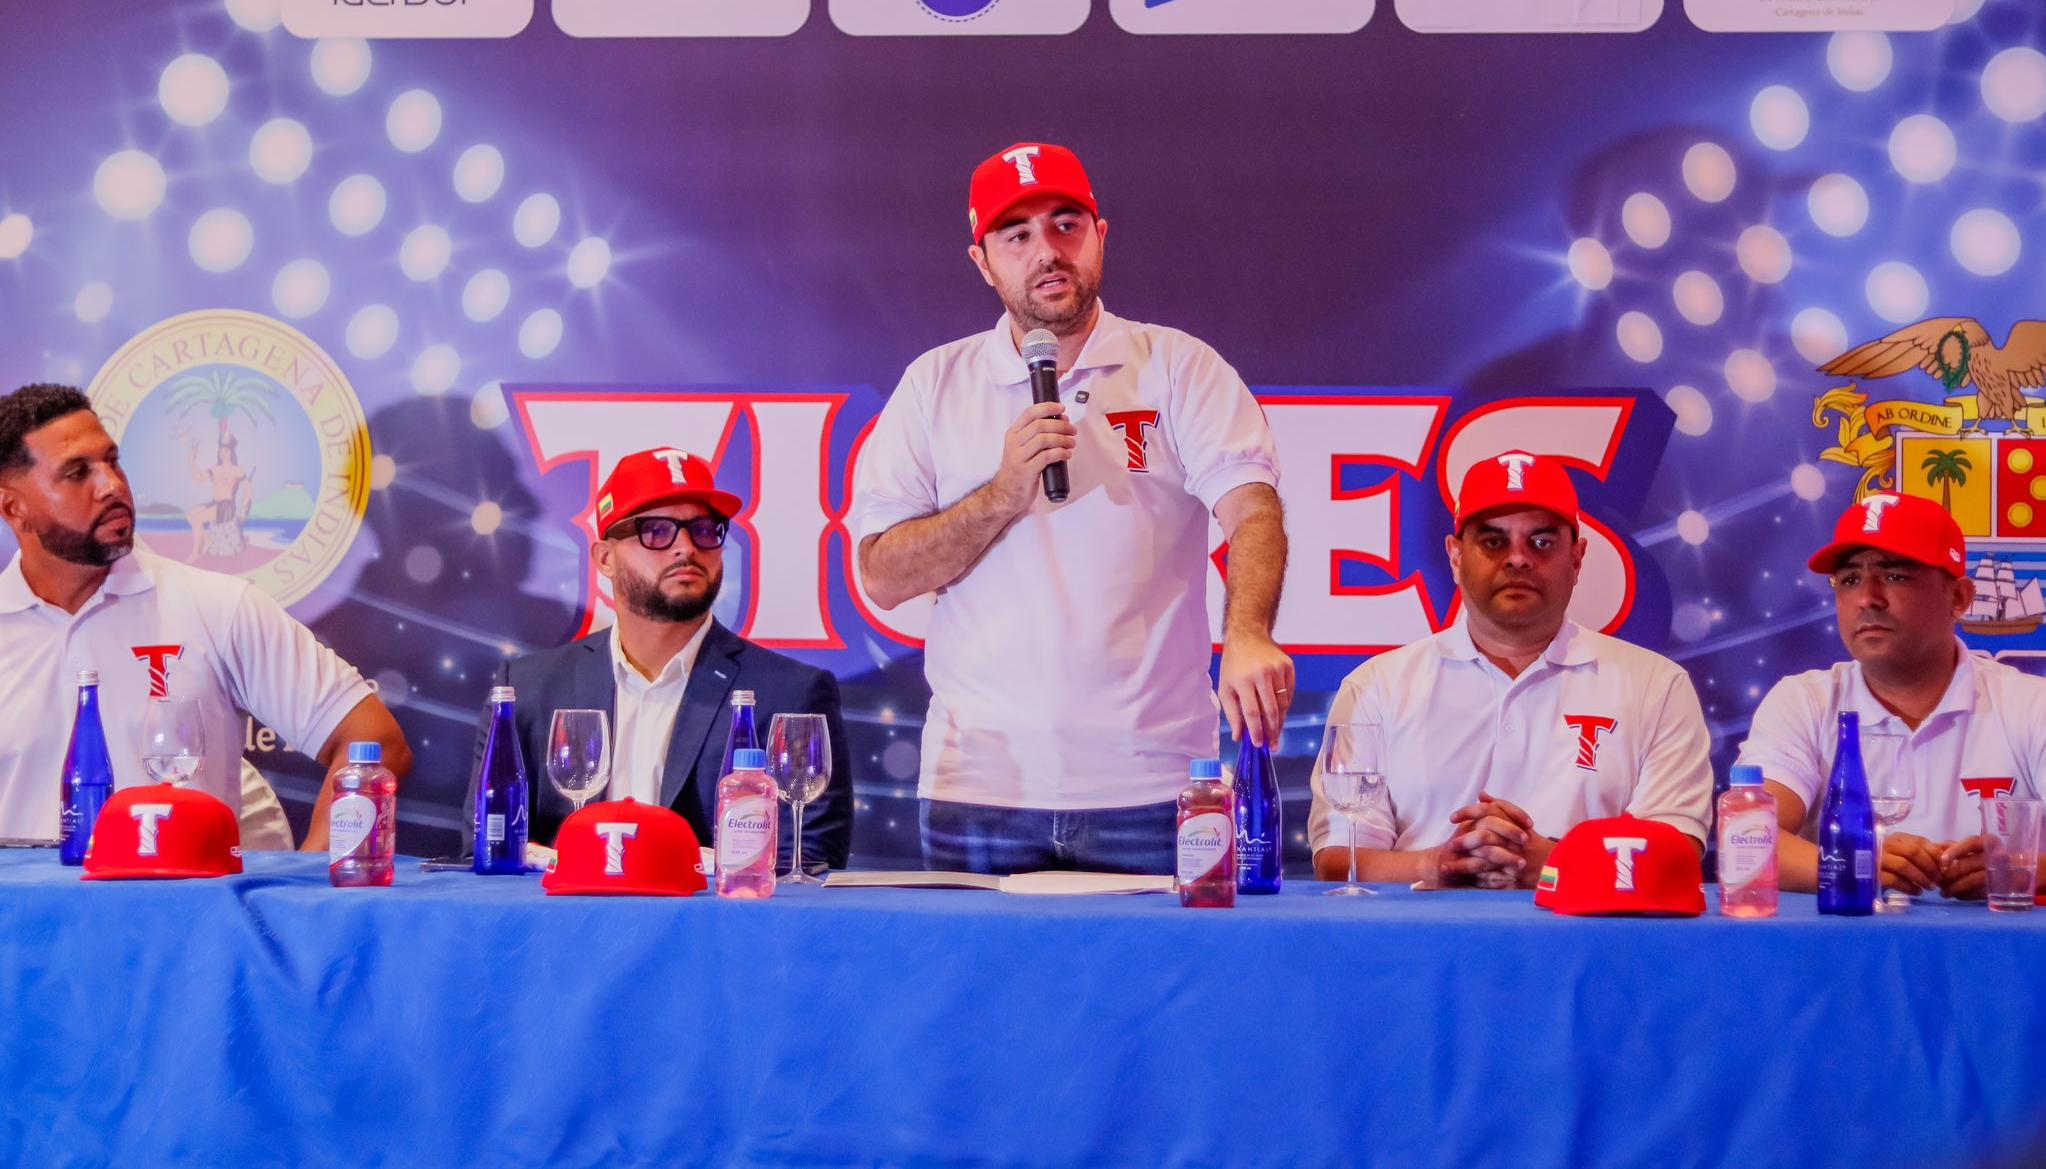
[1982,797,2042,913]
[767,713,831,887]
[547,709,612,813]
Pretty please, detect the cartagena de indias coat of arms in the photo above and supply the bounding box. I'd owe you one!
[86,310,371,609]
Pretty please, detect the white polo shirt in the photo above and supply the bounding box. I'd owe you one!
[1307,619,1713,854]
[849,306,1279,810]
[0,549,372,838]
[605,620,710,805]
[1735,641,2046,843]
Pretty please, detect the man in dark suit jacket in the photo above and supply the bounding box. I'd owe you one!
[470,447,852,871]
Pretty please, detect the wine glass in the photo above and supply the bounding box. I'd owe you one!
[1863,727,1913,914]
[767,713,831,887]
[547,709,612,813]
[1318,719,1385,897]
[141,697,206,788]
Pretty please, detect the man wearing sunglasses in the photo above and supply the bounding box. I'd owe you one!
[475,447,852,871]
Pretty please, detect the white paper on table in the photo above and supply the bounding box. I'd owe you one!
[996,872,1175,896]
[825,870,1003,890]
[824,870,1174,895]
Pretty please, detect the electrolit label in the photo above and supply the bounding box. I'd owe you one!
[718,797,774,871]
[486,813,506,844]
[1853,849,1875,881]
[1719,811,1775,886]
[329,793,375,861]
[1177,813,1232,883]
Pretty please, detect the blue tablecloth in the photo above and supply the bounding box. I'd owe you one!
[2,851,2042,1169]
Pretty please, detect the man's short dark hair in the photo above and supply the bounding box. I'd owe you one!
[0,384,94,475]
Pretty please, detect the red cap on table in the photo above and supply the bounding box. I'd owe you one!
[543,799,707,897]
[968,142,1099,244]
[1806,491,1966,578]
[1534,815,1704,917]
[1454,451,1581,530]
[82,784,244,880]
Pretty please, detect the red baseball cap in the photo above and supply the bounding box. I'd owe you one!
[1807,491,1966,578]
[593,448,744,535]
[83,784,244,880]
[1534,816,1704,917]
[968,142,1099,245]
[542,798,707,897]
[1454,451,1581,530]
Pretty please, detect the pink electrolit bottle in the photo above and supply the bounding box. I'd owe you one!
[1718,764,1779,918]
[716,747,779,899]
[1177,758,1236,909]
[329,741,398,888]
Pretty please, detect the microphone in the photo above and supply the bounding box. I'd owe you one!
[1020,328,1069,504]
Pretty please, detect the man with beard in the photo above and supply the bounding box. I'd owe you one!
[851,142,1289,875]
[480,448,851,869]
[1305,453,1711,887]
[0,383,410,848]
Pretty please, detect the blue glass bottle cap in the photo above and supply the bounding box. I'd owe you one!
[733,748,767,771]
[347,741,381,766]
[1189,758,1222,780]
[1729,764,1763,787]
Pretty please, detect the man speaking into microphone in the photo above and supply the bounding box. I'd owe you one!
[851,141,1289,875]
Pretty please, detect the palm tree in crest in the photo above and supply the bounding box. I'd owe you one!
[165,369,281,445]
[164,370,280,561]
[1920,448,1972,515]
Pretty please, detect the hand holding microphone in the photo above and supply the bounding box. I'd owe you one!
[990,329,1075,515]
[1021,329,1070,504]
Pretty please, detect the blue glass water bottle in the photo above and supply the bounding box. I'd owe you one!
[719,690,759,778]
[58,670,115,866]
[1233,729,1283,895]
[1817,711,1878,916]
[472,685,531,875]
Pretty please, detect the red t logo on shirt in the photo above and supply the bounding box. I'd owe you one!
[1563,714,1618,771]
[131,644,185,699]
[1961,777,2016,801]
[1104,410,1161,472]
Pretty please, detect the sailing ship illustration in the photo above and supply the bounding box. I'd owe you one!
[1963,556,2045,636]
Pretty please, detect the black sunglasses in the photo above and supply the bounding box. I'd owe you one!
[607,515,728,551]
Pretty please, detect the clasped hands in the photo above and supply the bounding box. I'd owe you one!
[1877,832,2000,900]
[1427,792,1552,890]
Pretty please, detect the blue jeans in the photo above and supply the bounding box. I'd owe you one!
[919,799,1178,876]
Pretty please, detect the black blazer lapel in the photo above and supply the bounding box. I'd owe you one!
[658,621,743,817]
[576,630,618,704]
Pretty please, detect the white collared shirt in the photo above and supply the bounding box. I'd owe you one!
[1735,641,2046,842]
[1307,619,1713,854]
[0,549,372,838]
[849,306,1279,810]
[605,620,712,806]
